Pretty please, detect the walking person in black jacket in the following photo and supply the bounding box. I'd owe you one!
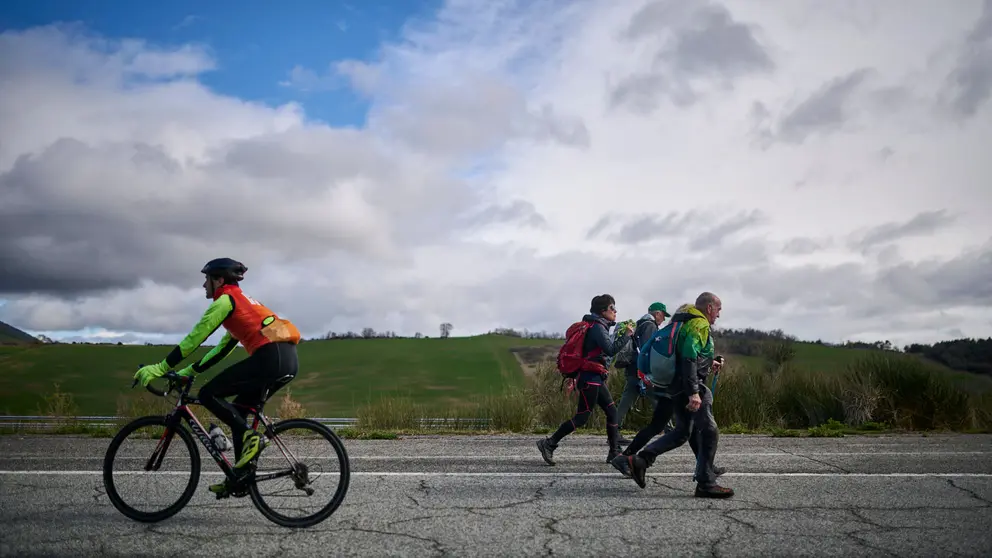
[537,294,633,465]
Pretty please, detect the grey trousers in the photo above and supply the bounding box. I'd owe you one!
[637,385,720,487]
[616,373,656,428]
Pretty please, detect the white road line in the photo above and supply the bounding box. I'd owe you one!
[1,470,990,478]
[1,452,988,460]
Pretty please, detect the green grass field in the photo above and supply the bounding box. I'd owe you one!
[2,334,990,431]
[0,335,560,416]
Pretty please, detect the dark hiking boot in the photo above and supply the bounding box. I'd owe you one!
[611,453,633,477]
[606,444,623,463]
[536,438,557,466]
[630,455,648,489]
[693,466,727,484]
[695,484,734,499]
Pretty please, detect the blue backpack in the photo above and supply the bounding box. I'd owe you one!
[636,320,688,395]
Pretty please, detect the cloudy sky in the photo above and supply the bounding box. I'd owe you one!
[1,0,990,348]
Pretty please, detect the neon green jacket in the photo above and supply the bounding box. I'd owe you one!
[161,295,240,374]
[672,305,714,396]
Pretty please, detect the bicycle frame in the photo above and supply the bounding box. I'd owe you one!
[140,371,302,487]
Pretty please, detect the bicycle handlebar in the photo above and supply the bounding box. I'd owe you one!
[131,367,190,398]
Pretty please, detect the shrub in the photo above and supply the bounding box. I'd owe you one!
[275,387,310,420]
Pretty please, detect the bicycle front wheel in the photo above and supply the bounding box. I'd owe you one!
[102,415,201,523]
[248,418,350,528]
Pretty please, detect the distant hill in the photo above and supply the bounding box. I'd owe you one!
[0,320,40,345]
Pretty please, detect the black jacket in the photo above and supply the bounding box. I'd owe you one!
[581,314,631,368]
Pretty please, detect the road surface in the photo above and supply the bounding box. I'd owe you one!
[1,433,991,557]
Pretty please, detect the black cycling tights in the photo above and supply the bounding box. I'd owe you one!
[198,341,298,458]
[549,378,620,449]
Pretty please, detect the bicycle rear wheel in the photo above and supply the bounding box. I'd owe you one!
[103,415,201,522]
[248,418,350,528]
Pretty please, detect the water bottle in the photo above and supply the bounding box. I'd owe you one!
[208,423,232,452]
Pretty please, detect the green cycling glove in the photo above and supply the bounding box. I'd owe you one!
[176,365,196,379]
[133,361,169,387]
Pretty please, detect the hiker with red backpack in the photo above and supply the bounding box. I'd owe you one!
[537,294,633,465]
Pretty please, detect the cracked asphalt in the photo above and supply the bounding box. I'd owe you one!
[1,433,991,557]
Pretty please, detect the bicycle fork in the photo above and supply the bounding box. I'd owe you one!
[144,416,185,472]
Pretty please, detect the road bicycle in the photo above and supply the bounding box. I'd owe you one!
[102,369,350,528]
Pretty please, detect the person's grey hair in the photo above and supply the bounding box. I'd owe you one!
[695,292,719,308]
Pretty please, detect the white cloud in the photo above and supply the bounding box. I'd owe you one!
[1,1,991,349]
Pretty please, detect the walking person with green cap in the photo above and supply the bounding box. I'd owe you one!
[613,302,671,443]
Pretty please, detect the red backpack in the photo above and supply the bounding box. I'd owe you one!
[556,321,609,383]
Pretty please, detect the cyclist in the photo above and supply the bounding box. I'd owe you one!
[133,258,302,495]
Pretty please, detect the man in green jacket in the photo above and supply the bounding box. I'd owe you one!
[622,292,734,498]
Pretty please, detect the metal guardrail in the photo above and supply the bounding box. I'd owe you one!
[0,415,492,430]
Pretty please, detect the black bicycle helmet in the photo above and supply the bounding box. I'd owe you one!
[201,258,247,282]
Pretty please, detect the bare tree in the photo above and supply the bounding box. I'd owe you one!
[439,323,453,339]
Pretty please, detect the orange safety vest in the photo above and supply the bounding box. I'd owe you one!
[214,284,301,355]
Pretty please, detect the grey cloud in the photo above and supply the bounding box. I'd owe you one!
[586,210,766,248]
[749,67,921,148]
[586,212,688,244]
[0,284,211,335]
[612,0,773,113]
[768,68,875,145]
[335,59,380,96]
[849,210,957,251]
[279,65,343,92]
[942,0,992,118]
[462,200,547,229]
[3,232,989,347]
[280,59,380,95]
[0,133,421,295]
[876,238,992,307]
[782,237,829,255]
[687,209,766,250]
[0,24,214,82]
[585,214,614,241]
[371,75,589,155]
[609,73,697,113]
[624,0,691,41]
[664,3,774,79]
[736,239,992,321]
[0,28,526,297]
[610,74,665,113]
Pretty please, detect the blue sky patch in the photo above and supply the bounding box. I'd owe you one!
[0,0,444,127]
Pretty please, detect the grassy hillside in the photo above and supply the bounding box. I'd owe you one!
[2,333,989,426]
[0,320,39,345]
[0,335,560,416]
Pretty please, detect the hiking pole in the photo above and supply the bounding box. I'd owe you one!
[710,356,724,400]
